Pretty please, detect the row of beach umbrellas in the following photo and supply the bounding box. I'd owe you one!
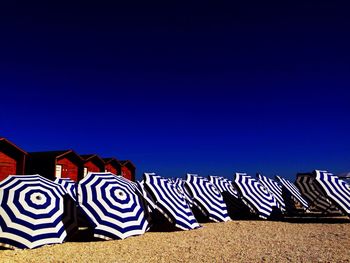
[0,170,349,249]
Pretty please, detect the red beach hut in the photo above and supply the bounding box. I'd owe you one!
[0,138,28,181]
[103,157,121,175]
[26,150,83,182]
[81,154,105,177]
[120,160,136,181]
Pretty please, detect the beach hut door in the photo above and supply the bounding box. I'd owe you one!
[55,165,62,178]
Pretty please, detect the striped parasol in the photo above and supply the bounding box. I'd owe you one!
[143,173,200,230]
[78,172,149,240]
[208,175,239,199]
[185,174,230,222]
[296,172,339,213]
[172,177,196,207]
[208,175,256,218]
[275,175,309,209]
[314,170,350,216]
[257,174,286,212]
[0,174,77,249]
[54,178,77,202]
[136,179,158,211]
[233,172,279,219]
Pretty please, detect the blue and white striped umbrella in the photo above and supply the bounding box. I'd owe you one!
[0,174,77,249]
[314,170,350,216]
[136,179,158,212]
[275,175,309,209]
[296,172,339,213]
[171,177,208,218]
[233,173,279,219]
[54,178,77,202]
[257,174,286,212]
[172,177,196,207]
[143,173,199,230]
[78,172,149,240]
[208,175,239,199]
[185,174,230,222]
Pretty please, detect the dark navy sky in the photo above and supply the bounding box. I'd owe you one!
[1,1,349,181]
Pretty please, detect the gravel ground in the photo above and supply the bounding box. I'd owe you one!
[1,217,349,263]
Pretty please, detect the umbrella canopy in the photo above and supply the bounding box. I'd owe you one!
[78,172,149,240]
[143,173,199,230]
[233,173,279,219]
[54,178,77,202]
[171,177,208,219]
[208,176,239,199]
[275,175,309,209]
[136,179,158,211]
[257,174,286,212]
[172,177,196,206]
[185,174,230,222]
[208,175,256,218]
[296,171,339,213]
[0,174,77,249]
[314,170,350,216]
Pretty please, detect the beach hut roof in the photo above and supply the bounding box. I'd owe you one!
[81,154,104,164]
[29,150,83,162]
[0,138,28,155]
[119,160,135,168]
[102,157,120,163]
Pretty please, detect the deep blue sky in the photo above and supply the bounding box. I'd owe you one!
[1,1,349,181]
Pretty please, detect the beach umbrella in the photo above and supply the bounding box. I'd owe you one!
[313,170,350,216]
[275,175,309,210]
[233,173,280,219]
[171,177,208,219]
[208,175,255,218]
[185,174,230,222]
[208,176,239,199]
[296,171,339,213]
[136,179,157,211]
[172,177,196,206]
[0,174,77,249]
[143,173,199,230]
[54,178,77,202]
[257,174,286,212]
[78,172,149,240]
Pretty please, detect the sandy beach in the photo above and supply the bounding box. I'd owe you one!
[1,217,349,263]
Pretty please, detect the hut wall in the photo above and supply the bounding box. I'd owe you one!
[0,152,17,181]
[121,166,132,181]
[105,163,118,175]
[57,157,79,182]
[84,161,102,174]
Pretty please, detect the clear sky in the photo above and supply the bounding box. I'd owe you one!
[1,1,349,181]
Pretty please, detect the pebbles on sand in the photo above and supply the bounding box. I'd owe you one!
[1,218,349,263]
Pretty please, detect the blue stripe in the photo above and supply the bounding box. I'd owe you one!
[143,173,199,230]
[186,174,229,222]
